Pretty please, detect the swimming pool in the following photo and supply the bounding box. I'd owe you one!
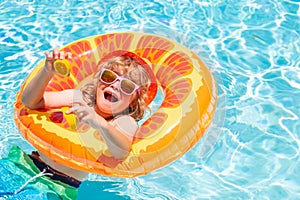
[1,0,299,199]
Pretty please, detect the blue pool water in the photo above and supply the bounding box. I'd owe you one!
[1,0,300,199]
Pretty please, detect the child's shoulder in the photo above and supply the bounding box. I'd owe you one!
[111,115,138,136]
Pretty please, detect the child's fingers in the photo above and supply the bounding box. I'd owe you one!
[67,105,87,117]
[45,48,72,62]
[80,116,90,124]
[45,50,53,60]
[53,48,59,59]
[65,105,79,114]
[66,52,72,60]
[59,51,65,59]
[65,108,73,114]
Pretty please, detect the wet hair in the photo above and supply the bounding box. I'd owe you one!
[81,55,151,121]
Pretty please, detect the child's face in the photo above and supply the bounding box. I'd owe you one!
[94,70,138,117]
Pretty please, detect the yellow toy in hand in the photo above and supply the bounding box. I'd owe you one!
[54,60,71,76]
[61,107,78,130]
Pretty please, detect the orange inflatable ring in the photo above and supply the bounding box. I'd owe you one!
[14,32,217,178]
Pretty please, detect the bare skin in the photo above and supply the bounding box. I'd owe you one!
[22,48,139,178]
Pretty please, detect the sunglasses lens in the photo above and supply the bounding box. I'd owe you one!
[101,70,117,83]
[100,69,138,95]
[121,80,136,95]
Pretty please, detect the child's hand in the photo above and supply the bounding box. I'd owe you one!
[66,104,106,130]
[44,48,72,73]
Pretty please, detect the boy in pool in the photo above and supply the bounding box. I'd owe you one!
[21,48,151,185]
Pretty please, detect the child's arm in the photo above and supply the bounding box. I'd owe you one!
[21,49,73,109]
[67,105,137,160]
[101,116,137,160]
[21,65,55,109]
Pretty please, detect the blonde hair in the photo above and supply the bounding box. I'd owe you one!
[81,55,151,121]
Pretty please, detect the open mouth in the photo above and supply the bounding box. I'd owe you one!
[104,92,119,103]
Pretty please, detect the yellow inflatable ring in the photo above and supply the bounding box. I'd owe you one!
[14,32,217,177]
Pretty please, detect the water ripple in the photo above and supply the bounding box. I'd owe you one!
[0,0,300,199]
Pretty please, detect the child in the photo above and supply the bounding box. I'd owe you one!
[21,48,151,183]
